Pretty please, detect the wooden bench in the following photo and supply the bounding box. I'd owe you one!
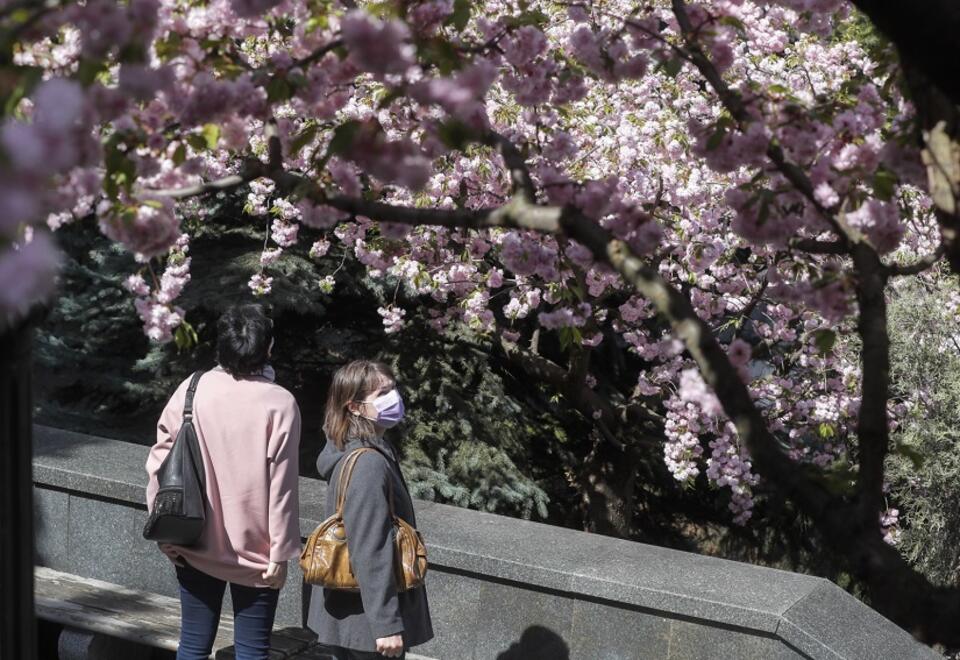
[35,566,320,659]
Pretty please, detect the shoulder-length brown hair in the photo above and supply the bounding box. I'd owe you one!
[323,360,396,450]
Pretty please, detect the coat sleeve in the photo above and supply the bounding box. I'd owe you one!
[145,377,190,512]
[267,397,302,562]
[341,453,404,640]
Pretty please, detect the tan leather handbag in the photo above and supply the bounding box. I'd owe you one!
[300,448,428,592]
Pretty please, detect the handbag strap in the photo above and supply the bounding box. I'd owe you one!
[182,371,205,420]
[334,448,396,517]
[182,371,207,491]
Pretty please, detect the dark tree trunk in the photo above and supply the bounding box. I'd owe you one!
[0,320,36,660]
[579,430,637,537]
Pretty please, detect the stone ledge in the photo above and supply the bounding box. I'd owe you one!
[33,424,940,659]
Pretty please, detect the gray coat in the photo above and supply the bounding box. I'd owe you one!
[306,436,433,652]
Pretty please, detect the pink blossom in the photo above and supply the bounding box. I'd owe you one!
[270,218,299,247]
[0,232,62,329]
[260,248,282,266]
[378,305,406,334]
[248,273,273,296]
[309,240,331,259]
[299,201,348,229]
[124,274,151,297]
[409,0,453,33]
[503,27,548,69]
[846,200,903,254]
[98,198,181,259]
[341,11,415,77]
[727,338,752,366]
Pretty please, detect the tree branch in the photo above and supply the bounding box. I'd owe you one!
[851,244,891,530]
[790,238,847,255]
[887,246,945,277]
[293,39,344,70]
[484,131,537,202]
[849,0,960,108]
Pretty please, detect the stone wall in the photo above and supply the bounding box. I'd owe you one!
[32,425,939,660]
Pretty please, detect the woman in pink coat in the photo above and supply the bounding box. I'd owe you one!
[146,304,301,660]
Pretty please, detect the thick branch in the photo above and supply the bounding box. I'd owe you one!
[887,246,945,277]
[849,0,960,108]
[147,170,256,199]
[790,238,847,255]
[851,244,890,530]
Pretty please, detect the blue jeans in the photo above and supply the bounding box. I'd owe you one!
[175,563,279,660]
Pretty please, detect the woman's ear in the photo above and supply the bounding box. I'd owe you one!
[346,401,360,416]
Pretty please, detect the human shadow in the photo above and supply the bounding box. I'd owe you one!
[496,625,570,660]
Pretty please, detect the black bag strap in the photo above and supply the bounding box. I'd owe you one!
[182,371,207,492]
[183,371,204,420]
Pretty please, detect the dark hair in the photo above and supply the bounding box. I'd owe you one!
[216,304,273,376]
[323,360,396,449]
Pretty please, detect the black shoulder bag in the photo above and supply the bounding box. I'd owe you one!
[143,371,207,545]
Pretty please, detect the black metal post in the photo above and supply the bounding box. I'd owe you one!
[0,320,36,660]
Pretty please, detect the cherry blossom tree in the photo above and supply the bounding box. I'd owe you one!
[3,0,960,645]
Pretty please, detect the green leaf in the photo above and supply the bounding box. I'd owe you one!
[706,127,727,151]
[818,422,835,439]
[289,123,319,157]
[661,57,684,78]
[872,168,897,202]
[719,15,746,31]
[202,123,220,150]
[437,119,475,150]
[77,58,107,86]
[418,37,462,75]
[767,83,790,95]
[2,66,42,116]
[305,14,329,33]
[186,133,208,152]
[446,0,472,31]
[365,0,400,18]
[376,88,403,110]
[819,457,856,496]
[757,190,773,225]
[174,320,199,351]
[327,120,362,156]
[172,143,187,166]
[155,33,183,62]
[812,328,836,354]
[504,10,548,28]
[893,441,925,470]
[266,76,293,103]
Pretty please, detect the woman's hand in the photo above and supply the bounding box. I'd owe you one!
[158,543,185,567]
[261,561,287,589]
[375,634,404,658]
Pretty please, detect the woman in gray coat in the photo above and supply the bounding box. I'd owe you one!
[308,360,433,659]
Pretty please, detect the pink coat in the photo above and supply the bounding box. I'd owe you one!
[145,366,302,587]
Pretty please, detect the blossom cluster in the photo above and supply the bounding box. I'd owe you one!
[1,0,941,527]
